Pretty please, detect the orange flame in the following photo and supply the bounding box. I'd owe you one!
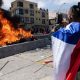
[0,10,32,46]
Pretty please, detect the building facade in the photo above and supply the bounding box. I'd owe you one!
[10,0,49,33]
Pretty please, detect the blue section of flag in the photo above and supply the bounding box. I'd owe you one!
[52,22,80,44]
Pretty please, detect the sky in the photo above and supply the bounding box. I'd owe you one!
[2,0,80,18]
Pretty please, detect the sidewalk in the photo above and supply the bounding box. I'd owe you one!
[0,47,53,80]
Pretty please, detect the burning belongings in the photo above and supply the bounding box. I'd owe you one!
[0,9,33,46]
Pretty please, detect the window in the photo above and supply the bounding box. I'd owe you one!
[13,9,23,16]
[30,4,34,9]
[36,11,37,13]
[20,17,24,22]
[35,4,37,7]
[17,1,23,7]
[30,18,34,23]
[30,10,34,16]
[47,19,49,21]
[38,11,40,13]
[15,9,19,14]
[39,18,40,20]
[36,18,38,20]
[42,12,45,17]
[18,8,24,15]
[25,9,28,14]
[42,19,45,24]
[25,17,29,23]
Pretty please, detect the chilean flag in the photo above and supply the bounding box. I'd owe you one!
[51,22,80,80]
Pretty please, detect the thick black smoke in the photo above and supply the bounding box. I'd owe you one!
[0,0,20,28]
[0,0,3,7]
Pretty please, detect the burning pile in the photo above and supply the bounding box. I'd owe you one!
[0,10,32,46]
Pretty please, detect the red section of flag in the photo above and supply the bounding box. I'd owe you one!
[66,40,80,80]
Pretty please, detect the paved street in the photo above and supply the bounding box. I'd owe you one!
[0,47,53,80]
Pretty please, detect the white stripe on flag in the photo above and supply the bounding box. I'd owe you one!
[52,36,75,80]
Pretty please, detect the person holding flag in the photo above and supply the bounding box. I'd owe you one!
[52,3,80,80]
